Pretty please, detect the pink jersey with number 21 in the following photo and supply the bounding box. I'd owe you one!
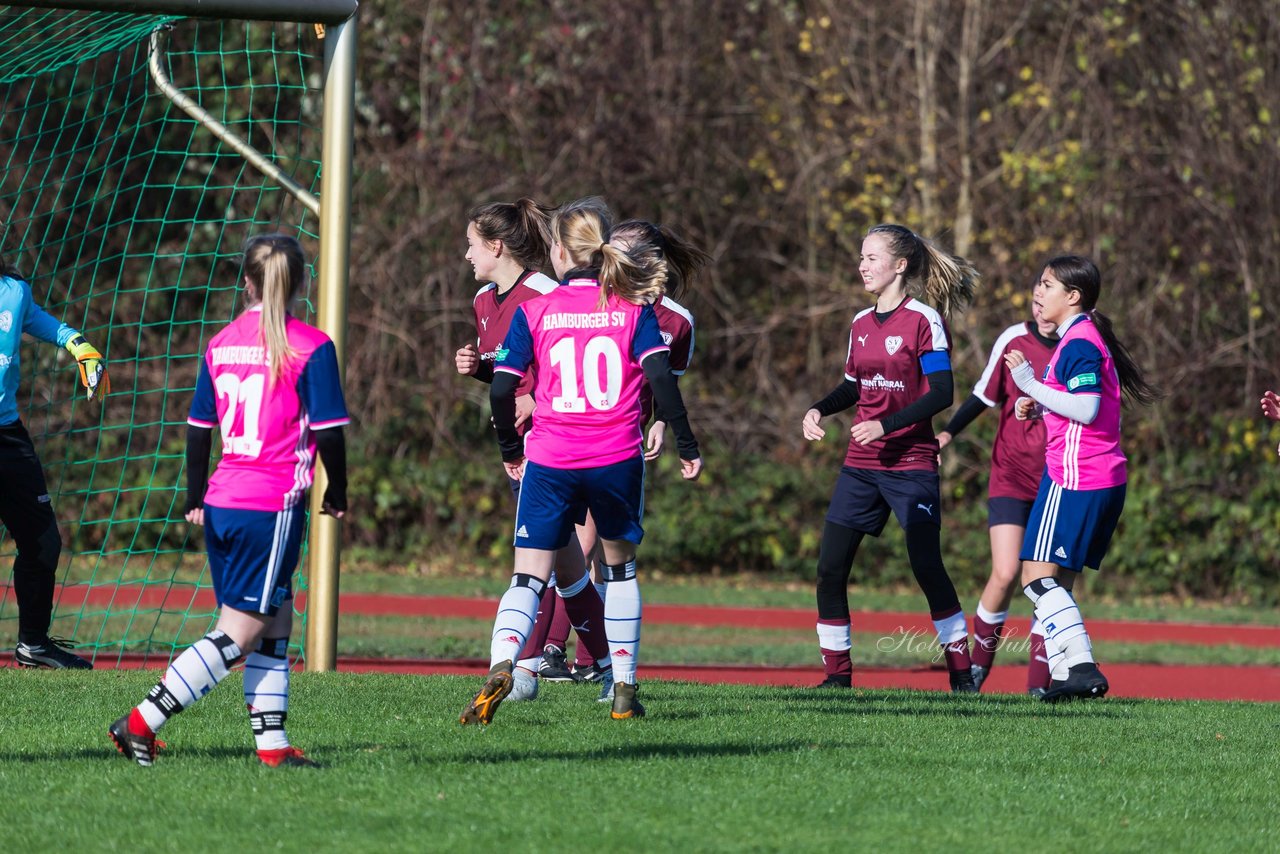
[188,307,350,511]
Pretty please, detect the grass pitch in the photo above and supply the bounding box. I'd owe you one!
[1,669,1275,852]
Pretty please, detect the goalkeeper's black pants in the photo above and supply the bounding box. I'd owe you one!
[0,421,63,644]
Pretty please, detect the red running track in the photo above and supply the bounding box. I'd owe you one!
[6,587,1278,701]
[15,586,1280,648]
[8,652,1275,703]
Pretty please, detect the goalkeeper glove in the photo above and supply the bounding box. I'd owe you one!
[65,334,110,401]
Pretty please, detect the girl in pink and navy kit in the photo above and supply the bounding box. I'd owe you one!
[937,293,1058,695]
[460,197,702,725]
[1005,255,1157,702]
[110,234,348,767]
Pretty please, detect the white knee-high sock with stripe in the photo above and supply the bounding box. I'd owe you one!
[490,574,546,667]
[1024,577,1093,674]
[602,559,641,686]
[244,636,291,751]
[137,630,242,733]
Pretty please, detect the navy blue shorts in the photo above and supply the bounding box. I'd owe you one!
[204,504,303,616]
[1020,472,1125,572]
[825,467,941,535]
[988,496,1035,528]
[515,458,645,550]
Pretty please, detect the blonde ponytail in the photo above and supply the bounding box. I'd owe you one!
[550,197,667,308]
[241,234,306,384]
[866,223,978,319]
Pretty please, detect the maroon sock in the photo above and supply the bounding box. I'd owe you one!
[560,582,609,664]
[942,637,973,673]
[971,614,1005,669]
[817,618,853,680]
[821,648,852,680]
[545,596,572,653]
[1027,632,1051,690]
[515,589,557,662]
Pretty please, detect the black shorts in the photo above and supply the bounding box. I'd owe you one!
[825,466,941,535]
[987,496,1034,528]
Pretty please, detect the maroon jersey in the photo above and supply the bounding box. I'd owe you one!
[973,321,1055,500]
[639,295,695,424]
[471,269,558,399]
[843,299,949,472]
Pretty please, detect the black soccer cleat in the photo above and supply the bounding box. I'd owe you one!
[570,661,608,683]
[969,664,989,691]
[109,714,158,767]
[814,674,852,689]
[15,637,93,669]
[950,669,980,693]
[539,645,575,682]
[610,682,646,719]
[1041,662,1109,703]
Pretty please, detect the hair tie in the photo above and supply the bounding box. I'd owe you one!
[600,241,610,253]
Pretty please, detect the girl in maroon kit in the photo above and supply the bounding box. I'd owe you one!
[802,224,979,692]
[938,294,1058,695]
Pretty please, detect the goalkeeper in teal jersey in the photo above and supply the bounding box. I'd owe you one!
[0,257,108,669]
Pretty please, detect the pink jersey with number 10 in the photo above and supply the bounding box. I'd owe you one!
[188,307,350,511]
[495,277,669,469]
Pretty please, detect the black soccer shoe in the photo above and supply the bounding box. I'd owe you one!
[814,674,852,689]
[571,662,608,683]
[539,645,575,682]
[969,664,989,691]
[950,669,980,693]
[1041,662,1109,703]
[15,637,93,669]
[109,714,158,767]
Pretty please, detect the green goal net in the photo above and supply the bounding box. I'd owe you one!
[0,7,326,665]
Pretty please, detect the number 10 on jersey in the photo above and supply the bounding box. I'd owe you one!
[549,335,623,413]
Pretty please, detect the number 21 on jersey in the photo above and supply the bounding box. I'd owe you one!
[548,335,623,413]
[214,372,265,457]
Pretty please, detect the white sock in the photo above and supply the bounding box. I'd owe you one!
[1025,578,1093,672]
[605,576,641,685]
[932,610,968,646]
[815,621,852,652]
[138,630,241,733]
[244,637,290,751]
[975,602,1008,626]
[490,574,545,667]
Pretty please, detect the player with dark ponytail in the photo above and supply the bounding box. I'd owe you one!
[1004,254,1157,701]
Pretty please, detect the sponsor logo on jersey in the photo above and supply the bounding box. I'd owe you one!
[0,310,11,333]
[661,331,673,346]
[884,335,904,355]
[211,345,267,366]
[1067,373,1097,390]
[480,345,510,362]
[860,373,906,392]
